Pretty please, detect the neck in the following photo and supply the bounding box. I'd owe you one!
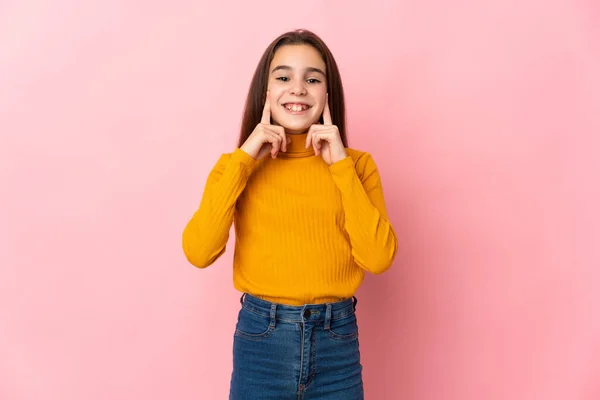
[281,132,314,158]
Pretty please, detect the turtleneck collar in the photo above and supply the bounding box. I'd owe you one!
[280,133,315,159]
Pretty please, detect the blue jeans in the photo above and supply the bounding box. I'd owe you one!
[229,293,364,400]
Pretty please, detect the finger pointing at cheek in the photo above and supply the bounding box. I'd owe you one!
[261,91,271,124]
[322,93,333,126]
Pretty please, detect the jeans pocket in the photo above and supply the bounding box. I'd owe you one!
[326,312,359,341]
[234,307,275,340]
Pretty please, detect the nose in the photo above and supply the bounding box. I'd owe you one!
[289,81,307,96]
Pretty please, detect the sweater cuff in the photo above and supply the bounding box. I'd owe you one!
[328,156,355,177]
[232,148,257,169]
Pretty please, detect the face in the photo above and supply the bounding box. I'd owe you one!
[267,44,327,134]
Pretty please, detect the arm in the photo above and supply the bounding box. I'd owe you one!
[182,148,256,268]
[329,153,398,274]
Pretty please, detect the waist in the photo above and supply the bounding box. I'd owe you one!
[240,293,357,323]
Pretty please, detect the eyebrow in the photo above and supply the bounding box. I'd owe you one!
[271,65,326,76]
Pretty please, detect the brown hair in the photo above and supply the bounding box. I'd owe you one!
[237,29,348,148]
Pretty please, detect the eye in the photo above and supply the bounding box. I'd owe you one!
[276,77,290,82]
[307,78,321,84]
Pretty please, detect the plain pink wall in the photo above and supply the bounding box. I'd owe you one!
[1,1,599,399]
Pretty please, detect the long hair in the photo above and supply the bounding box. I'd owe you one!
[237,29,348,148]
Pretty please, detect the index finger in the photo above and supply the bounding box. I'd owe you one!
[261,91,271,124]
[322,93,333,125]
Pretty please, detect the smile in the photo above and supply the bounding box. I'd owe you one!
[282,103,311,113]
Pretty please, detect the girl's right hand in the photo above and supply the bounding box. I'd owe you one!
[240,91,290,160]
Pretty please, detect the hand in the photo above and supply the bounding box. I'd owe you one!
[305,94,347,166]
[240,91,290,160]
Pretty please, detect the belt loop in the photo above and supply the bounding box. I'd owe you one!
[240,293,246,306]
[269,304,277,328]
[324,303,332,330]
[352,296,358,311]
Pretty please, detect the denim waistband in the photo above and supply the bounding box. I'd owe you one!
[240,293,357,324]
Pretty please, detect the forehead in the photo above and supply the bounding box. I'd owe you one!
[270,44,326,72]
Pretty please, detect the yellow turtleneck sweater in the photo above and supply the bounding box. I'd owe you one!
[182,133,397,305]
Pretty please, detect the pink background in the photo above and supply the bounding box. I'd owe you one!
[1,1,599,399]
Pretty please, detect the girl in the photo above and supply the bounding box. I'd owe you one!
[182,29,398,400]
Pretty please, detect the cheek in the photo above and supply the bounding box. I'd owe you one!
[268,87,287,106]
[313,103,326,121]
[313,92,327,112]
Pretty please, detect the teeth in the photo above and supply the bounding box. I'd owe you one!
[285,104,308,112]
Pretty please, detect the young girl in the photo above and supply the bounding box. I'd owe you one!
[182,29,397,400]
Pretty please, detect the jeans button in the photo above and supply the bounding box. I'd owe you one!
[303,309,311,319]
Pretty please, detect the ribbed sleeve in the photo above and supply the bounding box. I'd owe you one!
[329,154,398,274]
[182,148,256,268]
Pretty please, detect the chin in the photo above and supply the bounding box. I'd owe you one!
[273,116,316,134]
[283,125,311,134]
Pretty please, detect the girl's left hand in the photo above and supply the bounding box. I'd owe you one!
[305,94,348,166]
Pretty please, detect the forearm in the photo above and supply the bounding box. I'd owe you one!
[182,149,256,268]
[329,156,398,274]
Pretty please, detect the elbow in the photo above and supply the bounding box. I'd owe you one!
[181,234,224,269]
[370,259,393,275]
[354,255,393,275]
[366,254,395,275]
[182,244,224,269]
[357,240,398,275]
[183,249,212,269]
